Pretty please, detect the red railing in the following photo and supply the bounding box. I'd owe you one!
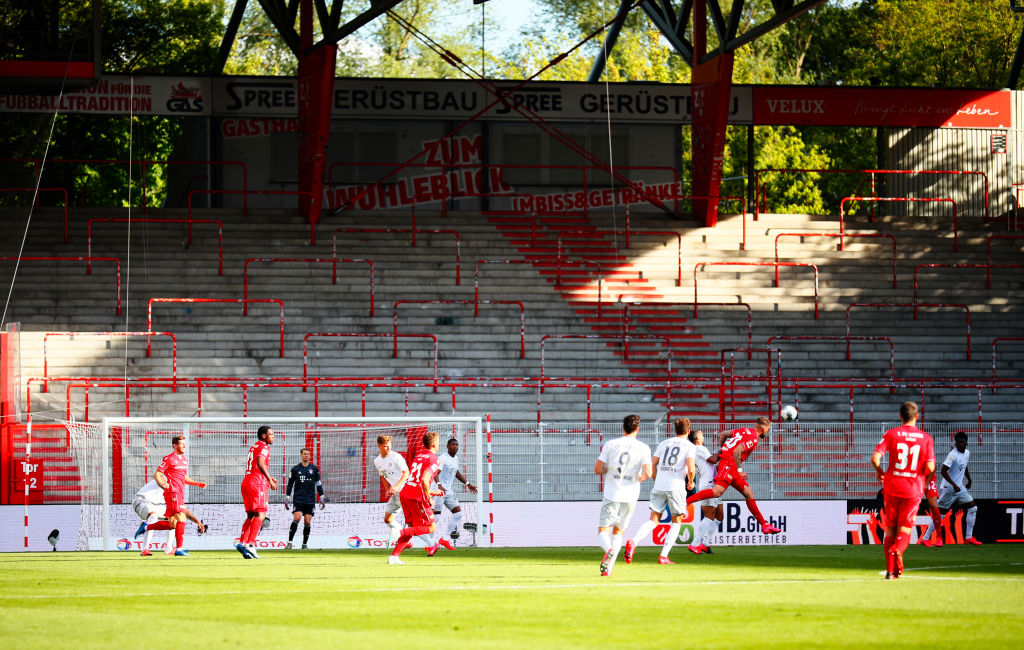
[552,259,605,317]
[694,261,820,319]
[1,157,248,213]
[43,331,177,393]
[303,332,439,390]
[243,257,374,316]
[0,256,121,314]
[31,374,1024,430]
[754,168,988,221]
[332,227,460,285]
[774,231,897,288]
[985,234,1024,288]
[841,196,958,250]
[767,335,895,387]
[87,217,224,275]
[846,302,971,360]
[393,299,526,359]
[620,299,753,354]
[719,348,780,423]
[0,187,69,241]
[147,297,285,357]
[992,337,1024,386]
[473,259,538,317]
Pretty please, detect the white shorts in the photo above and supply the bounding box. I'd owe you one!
[132,496,160,521]
[648,488,687,517]
[433,492,460,513]
[598,499,637,530]
[937,485,974,509]
[384,492,402,515]
[695,481,720,508]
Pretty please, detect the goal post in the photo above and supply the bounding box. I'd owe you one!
[64,416,486,551]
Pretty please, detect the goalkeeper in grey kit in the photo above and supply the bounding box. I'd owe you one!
[284,448,326,548]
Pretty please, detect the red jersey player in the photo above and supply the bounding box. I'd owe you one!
[388,431,444,565]
[153,435,206,556]
[871,401,935,579]
[685,416,782,535]
[237,426,279,559]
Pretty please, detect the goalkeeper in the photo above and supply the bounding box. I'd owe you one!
[284,448,325,549]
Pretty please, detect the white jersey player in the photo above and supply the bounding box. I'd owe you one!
[132,479,204,556]
[688,429,723,555]
[594,414,652,576]
[923,431,981,545]
[625,418,695,565]
[373,434,410,546]
[431,438,477,548]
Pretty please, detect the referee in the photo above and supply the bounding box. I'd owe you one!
[285,448,325,549]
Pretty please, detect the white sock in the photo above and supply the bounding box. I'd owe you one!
[608,534,623,570]
[388,520,402,531]
[661,523,681,557]
[598,530,612,553]
[922,520,935,541]
[631,519,658,545]
[165,528,175,552]
[418,534,434,547]
[700,517,718,545]
[966,506,978,538]
[448,511,462,536]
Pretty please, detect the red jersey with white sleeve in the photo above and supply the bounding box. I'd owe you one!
[400,449,439,504]
[874,424,935,498]
[720,427,760,465]
[157,452,188,495]
[243,440,271,487]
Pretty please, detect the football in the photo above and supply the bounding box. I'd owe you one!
[781,404,798,421]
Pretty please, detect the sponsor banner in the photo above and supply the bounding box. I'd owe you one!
[490,500,847,547]
[846,498,1015,545]
[218,77,753,123]
[0,76,210,116]
[753,86,1011,129]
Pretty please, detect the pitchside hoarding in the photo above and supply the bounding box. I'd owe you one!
[0,75,1011,128]
[2,499,1018,551]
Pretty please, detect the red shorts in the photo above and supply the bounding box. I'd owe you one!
[925,478,938,500]
[241,477,269,513]
[399,494,435,528]
[883,494,922,530]
[713,458,750,493]
[163,489,184,517]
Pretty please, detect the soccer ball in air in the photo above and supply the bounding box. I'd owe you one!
[780,405,798,421]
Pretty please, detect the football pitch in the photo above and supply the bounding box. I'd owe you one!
[2,545,1022,648]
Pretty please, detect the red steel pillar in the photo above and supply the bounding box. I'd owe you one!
[297,0,336,225]
[690,0,734,227]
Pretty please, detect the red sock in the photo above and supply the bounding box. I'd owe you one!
[147,521,171,531]
[885,545,895,573]
[401,525,432,537]
[686,488,715,505]
[392,535,412,556]
[745,498,767,526]
[248,518,263,544]
[241,518,256,544]
[894,531,911,555]
[930,506,941,529]
[175,521,185,548]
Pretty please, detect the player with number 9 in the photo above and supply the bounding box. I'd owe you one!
[871,401,935,579]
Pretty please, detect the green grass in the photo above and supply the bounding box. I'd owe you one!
[1,545,1022,648]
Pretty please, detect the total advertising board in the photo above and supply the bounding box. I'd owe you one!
[2,499,1018,551]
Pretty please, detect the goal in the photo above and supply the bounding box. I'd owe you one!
[63,416,487,551]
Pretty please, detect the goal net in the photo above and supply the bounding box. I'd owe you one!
[63,416,486,551]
